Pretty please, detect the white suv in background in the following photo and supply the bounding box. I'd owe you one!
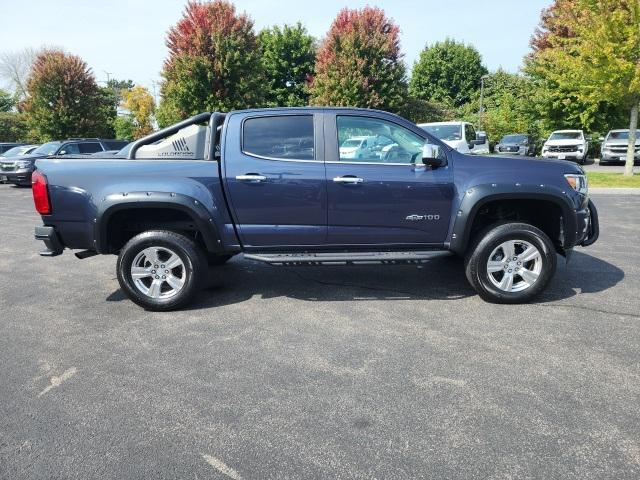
[600,129,640,165]
[541,130,589,164]
[418,121,489,155]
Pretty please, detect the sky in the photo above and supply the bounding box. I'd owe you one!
[0,0,552,96]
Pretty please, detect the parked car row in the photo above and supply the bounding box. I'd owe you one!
[0,138,128,186]
[415,122,638,166]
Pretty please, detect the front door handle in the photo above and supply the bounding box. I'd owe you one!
[333,176,364,184]
[236,174,267,182]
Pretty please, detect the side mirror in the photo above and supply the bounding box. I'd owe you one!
[598,136,605,142]
[476,133,487,143]
[58,150,66,156]
[422,144,446,168]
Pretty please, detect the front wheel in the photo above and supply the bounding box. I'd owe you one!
[465,223,557,304]
[117,230,207,311]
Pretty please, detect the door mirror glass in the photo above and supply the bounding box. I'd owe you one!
[476,132,487,142]
[58,150,67,155]
[422,143,446,168]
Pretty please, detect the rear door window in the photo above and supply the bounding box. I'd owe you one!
[78,143,103,154]
[243,115,314,160]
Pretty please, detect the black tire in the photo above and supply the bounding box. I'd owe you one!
[206,253,234,266]
[465,222,557,304]
[117,230,207,311]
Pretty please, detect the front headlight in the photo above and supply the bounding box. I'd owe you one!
[16,161,32,169]
[565,174,588,194]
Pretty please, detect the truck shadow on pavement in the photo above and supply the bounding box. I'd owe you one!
[106,250,625,309]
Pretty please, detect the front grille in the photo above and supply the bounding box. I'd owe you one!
[0,163,16,172]
[548,145,578,153]
[499,146,519,152]
[609,147,640,154]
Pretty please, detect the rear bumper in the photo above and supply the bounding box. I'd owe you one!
[34,226,64,257]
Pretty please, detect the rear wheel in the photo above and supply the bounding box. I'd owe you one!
[117,230,207,311]
[465,223,557,304]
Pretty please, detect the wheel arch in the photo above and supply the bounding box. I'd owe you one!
[450,185,577,256]
[95,192,225,254]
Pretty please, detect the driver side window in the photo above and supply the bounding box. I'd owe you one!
[337,116,426,164]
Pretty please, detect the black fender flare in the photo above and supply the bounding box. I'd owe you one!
[94,191,225,254]
[449,183,578,255]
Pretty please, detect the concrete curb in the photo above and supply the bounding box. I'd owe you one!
[590,188,640,195]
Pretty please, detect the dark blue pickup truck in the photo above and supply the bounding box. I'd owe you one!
[32,108,599,310]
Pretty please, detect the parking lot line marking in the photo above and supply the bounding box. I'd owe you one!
[201,454,242,480]
[37,367,77,397]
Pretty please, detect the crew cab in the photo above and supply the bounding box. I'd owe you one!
[32,108,599,311]
[542,130,589,164]
[600,129,640,165]
[1,138,128,186]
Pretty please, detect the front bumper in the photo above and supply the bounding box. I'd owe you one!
[601,151,640,162]
[576,199,599,247]
[543,152,585,161]
[1,169,33,185]
[34,226,64,257]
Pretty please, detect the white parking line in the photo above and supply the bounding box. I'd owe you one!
[201,454,242,480]
[37,367,77,397]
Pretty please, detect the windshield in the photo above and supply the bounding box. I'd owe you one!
[32,142,61,155]
[549,132,582,141]
[341,139,363,148]
[1,146,28,157]
[116,143,132,156]
[421,124,461,141]
[607,131,639,141]
[501,134,527,143]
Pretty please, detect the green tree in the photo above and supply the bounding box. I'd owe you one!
[114,115,135,140]
[0,88,15,112]
[410,39,488,108]
[0,112,28,142]
[157,0,263,127]
[258,23,315,107]
[121,85,156,138]
[22,49,115,141]
[459,70,544,145]
[309,6,407,113]
[528,0,639,175]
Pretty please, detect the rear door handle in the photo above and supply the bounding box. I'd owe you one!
[333,176,364,184]
[236,174,267,182]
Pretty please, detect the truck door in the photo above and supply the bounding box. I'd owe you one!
[222,113,327,248]
[325,114,454,246]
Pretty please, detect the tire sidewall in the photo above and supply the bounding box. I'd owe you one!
[469,224,556,303]
[117,232,203,310]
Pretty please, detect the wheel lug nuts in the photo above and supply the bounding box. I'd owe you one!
[155,275,159,279]
[151,270,156,274]
[161,265,165,268]
[162,275,166,279]
[508,269,513,273]
[165,270,169,273]
[517,261,522,266]
[154,265,159,268]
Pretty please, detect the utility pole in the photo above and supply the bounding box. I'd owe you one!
[103,70,113,84]
[478,74,490,130]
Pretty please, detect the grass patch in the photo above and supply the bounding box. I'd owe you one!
[587,172,640,188]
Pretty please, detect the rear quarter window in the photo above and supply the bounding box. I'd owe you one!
[243,115,314,160]
[79,143,103,154]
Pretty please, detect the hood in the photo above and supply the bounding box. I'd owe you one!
[544,138,585,147]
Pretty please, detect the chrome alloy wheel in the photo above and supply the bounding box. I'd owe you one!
[130,247,186,299]
[486,240,542,293]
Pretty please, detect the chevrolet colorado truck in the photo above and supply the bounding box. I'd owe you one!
[32,108,599,311]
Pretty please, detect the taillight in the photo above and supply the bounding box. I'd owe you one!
[32,170,51,215]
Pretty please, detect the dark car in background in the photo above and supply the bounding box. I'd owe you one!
[494,134,536,156]
[0,138,128,186]
[0,143,25,155]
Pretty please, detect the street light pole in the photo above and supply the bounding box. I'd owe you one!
[478,74,490,130]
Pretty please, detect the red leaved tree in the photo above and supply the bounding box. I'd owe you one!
[22,49,114,141]
[157,0,263,126]
[309,7,407,113]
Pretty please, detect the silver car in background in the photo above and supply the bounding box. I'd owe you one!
[600,129,640,165]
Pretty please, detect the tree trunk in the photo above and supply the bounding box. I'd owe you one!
[624,102,638,177]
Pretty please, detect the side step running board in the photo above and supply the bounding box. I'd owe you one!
[243,251,451,266]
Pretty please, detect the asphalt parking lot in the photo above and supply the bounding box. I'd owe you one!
[1,184,639,479]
